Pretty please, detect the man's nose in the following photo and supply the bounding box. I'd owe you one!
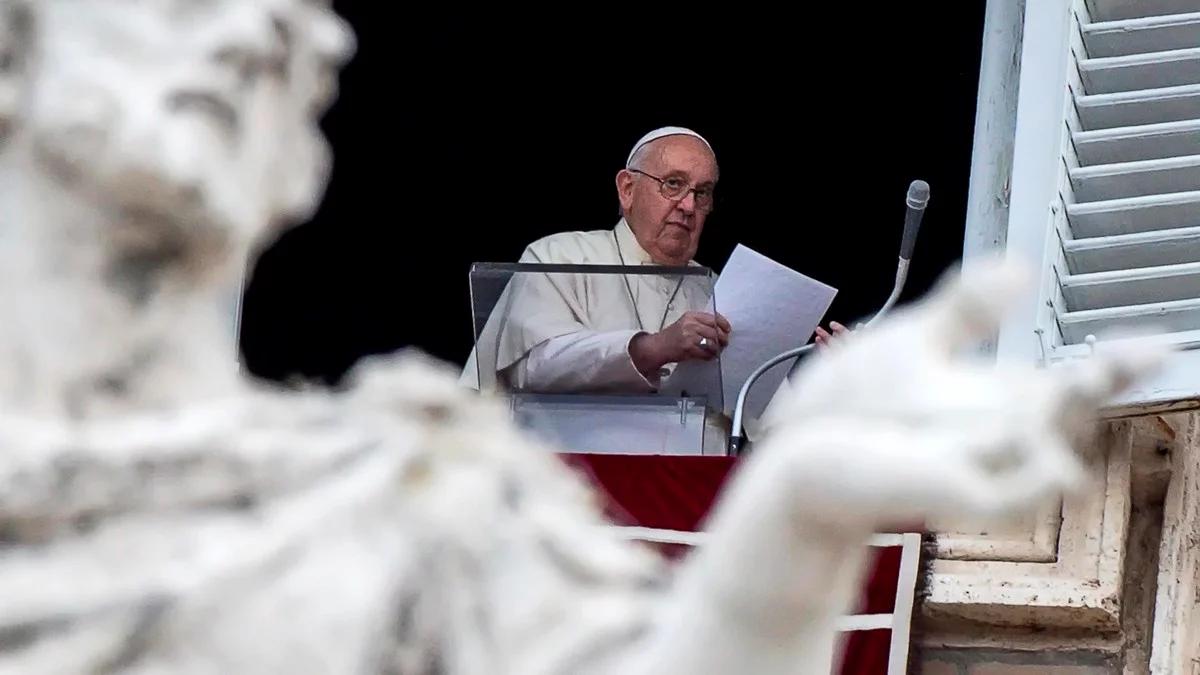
[676,191,696,214]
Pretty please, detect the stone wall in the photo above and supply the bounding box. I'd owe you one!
[912,413,1196,674]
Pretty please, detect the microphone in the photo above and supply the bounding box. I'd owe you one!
[729,179,931,455]
[901,180,930,261]
[863,179,930,328]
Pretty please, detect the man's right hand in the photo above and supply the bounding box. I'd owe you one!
[630,311,732,376]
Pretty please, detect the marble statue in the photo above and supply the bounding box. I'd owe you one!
[0,2,1165,673]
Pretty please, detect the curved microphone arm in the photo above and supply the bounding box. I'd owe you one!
[726,261,908,455]
[727,181,927,455]
[727,343,815,455]
[868,259,909,327]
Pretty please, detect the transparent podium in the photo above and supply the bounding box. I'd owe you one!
[469,262,727,456]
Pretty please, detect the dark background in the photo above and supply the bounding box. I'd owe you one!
[239,7,988,385]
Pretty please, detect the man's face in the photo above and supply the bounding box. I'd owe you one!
[617,135,718,266]
[19,0,352,262]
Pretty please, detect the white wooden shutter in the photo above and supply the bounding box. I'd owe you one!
[997,0,1200,414]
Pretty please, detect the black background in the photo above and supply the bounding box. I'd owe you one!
[239,7,988,385]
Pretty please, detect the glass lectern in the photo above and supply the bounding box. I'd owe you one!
[468,262,728,455]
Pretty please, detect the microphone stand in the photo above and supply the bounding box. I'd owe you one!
[872,258,911,324]
[726,259,911,455]
[727,182,927,455]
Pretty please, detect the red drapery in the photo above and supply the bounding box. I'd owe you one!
[560,453,903,675]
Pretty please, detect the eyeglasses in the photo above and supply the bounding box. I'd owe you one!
[629,169,716,212]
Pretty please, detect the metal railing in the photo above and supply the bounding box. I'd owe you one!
[608,526,922,675]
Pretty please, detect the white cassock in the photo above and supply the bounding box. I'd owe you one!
[460,219,715,394]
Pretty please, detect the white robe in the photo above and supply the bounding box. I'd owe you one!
[460,219,714,394]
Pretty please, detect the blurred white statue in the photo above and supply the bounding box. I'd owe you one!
[0,2,1164,674]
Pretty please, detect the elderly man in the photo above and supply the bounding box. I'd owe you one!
[463,126,731,394]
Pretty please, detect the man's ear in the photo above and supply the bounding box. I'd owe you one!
[615,169,636,215]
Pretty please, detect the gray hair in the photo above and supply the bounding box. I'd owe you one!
[626,142,655,172]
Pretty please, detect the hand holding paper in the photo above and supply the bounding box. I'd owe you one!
[662,244,837,419]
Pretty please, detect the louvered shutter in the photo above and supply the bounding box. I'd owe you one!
[996,0,1200,414]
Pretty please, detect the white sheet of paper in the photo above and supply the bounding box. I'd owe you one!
[663,244,837,419]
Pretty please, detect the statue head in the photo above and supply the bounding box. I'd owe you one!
[0,0,354,276]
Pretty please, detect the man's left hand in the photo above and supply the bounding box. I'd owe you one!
[814,321,848,349]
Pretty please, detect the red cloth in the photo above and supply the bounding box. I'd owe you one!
[838,545,902,675]
[562,454,737,531]
[560,453,900,675]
